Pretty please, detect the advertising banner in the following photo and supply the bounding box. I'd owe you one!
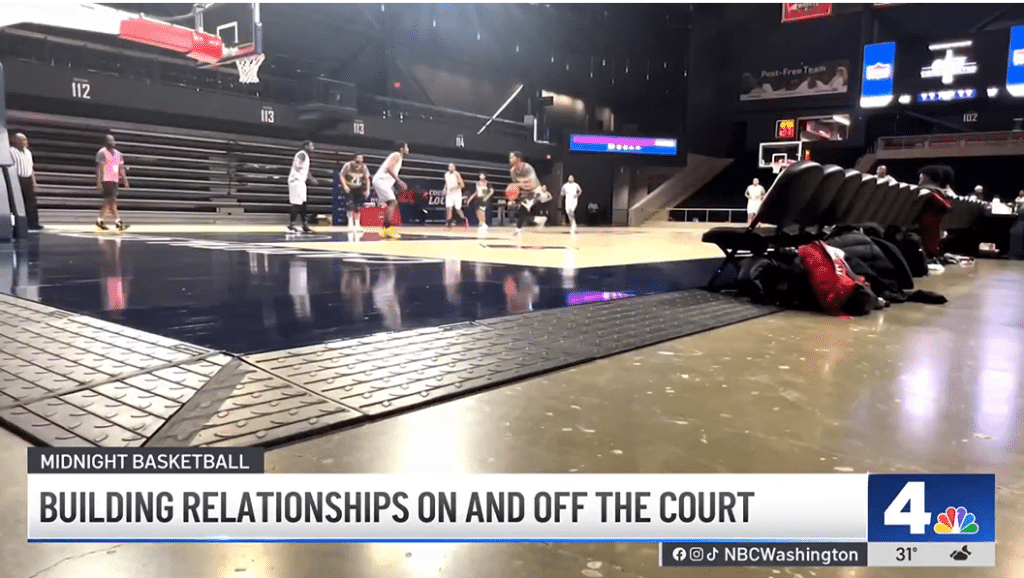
[740,60,850,101]
[782,3,833,23]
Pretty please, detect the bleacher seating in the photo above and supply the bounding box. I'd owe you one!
[8,110,515,222]
[702,160,988,288]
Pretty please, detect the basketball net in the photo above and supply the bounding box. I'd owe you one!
[234,53,264,84]
[772,159,794,174]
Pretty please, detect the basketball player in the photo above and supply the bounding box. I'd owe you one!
[561,175,582,231]
[372,141,408,239]
[95,134,129,231]
[444,163,467,228]
[744,177,766,224]
[466,173,494,232]
[508,151,544,237]
[340,154,371,230]
[287,141,318,234]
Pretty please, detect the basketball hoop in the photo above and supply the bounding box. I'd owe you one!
[772,159,794,174]
[233,53,264,84]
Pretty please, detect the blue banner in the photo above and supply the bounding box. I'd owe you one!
[867,474,995,543]
[861,42,896,108]
[1007,25,1024,97]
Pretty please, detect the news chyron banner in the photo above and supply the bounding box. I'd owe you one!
[27,449,994,568]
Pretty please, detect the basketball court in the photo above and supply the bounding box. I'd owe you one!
[2,4,1023,577]
[45,223,724,267]
[0,221,783,449]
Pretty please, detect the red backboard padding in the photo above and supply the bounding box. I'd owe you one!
[119,18,223,63]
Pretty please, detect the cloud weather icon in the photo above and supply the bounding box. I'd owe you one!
[934,507,979,534]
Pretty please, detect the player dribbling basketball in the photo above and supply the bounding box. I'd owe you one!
[372,141,408,239]
[508,151,544,237]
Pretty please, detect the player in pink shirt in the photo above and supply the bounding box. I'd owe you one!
[95,134,129,230]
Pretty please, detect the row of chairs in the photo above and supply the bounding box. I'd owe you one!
[702,160,988,288]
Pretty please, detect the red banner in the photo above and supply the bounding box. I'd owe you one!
[781,3,833,23]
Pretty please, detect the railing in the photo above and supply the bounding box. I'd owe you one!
[668,208,747,223]
[360,95,530,140]
[877,131,1024,152]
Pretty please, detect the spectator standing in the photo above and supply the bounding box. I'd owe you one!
[875,165,897,185]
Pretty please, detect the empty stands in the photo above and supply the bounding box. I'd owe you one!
[9,110,514,223]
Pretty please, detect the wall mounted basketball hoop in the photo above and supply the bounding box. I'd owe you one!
[117,3,264,82]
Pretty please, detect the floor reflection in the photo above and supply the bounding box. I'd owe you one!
[1,232,718,354]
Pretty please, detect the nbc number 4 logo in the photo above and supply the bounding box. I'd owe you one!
[883,481,979,535]
[884,482,931,534]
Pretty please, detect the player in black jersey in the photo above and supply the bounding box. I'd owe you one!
[340,154,372,231]
[508,151,550,237]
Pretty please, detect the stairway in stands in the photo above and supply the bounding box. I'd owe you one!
[627,153,734,226]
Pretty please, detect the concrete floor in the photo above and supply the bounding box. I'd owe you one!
[1,260,1022,578]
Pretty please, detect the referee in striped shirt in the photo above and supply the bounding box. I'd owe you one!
[10,133,41,230]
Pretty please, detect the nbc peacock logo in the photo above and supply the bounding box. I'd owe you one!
[934,507,979,534]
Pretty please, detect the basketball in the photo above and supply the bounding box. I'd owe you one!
[504,183,520,201]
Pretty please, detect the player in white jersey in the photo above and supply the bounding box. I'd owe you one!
[372,141,408,239]
[561,175,582,232]
[444,163,468,228]
[287,141,318,233]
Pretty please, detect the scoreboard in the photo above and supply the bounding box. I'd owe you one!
[775,119,796,140]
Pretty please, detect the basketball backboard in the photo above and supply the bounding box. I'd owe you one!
[197,3,259,58]
[758,141,803,169]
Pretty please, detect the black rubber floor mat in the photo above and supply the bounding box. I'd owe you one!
[0,290,779,448]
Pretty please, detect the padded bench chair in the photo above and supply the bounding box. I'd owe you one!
[882,183,916,228]
[820,169,866,227]
[794,164,846,234]
[703,160,825,289]
[837,174,878,225]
